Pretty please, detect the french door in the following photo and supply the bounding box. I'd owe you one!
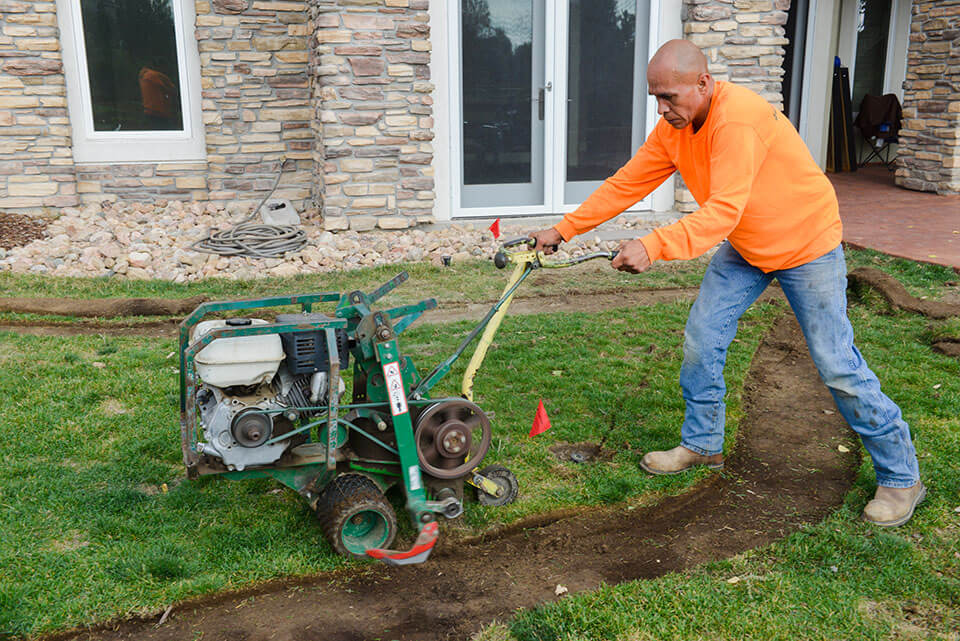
[451,0,655,217]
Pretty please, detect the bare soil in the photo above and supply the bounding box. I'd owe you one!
[847,267,960,319]
[0,319,179,337]
[0,296,208,318]
[933,340,960,359]
[0,288,705,337]
[47,314,858,641]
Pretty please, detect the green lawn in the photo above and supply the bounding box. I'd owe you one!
[0,248,958,639]
[483,264,960,641]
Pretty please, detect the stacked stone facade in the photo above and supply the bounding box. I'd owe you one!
[1,0,955,222]
[75,163,209,205]
[0,0,78,211]
[311,0,434,231]
[896,0,960,195]
[196,0,313,207]
[676,0,790,212]
[0,0,315,213]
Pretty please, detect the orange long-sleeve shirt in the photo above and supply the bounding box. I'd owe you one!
[554,81,842,273]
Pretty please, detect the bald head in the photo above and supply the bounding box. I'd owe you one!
[649,39,708,80]
[647,40,714,131]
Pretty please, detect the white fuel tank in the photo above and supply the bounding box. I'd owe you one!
[192,319,285,387]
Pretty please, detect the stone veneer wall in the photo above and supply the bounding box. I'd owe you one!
[194,0,314,209]
[0,0,316,213]
[675,0,790,212]
[895,0,960,195]
[311,0,434,231]
[0,0,78,211]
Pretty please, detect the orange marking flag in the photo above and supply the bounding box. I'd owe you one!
[529,398,552,437]
[488,218,501,239]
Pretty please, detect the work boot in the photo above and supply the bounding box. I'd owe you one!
[863,481,926,527]
[639,445,723,476]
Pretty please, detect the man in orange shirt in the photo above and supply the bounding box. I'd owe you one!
[531,40,924,527]
[138,64,178,130]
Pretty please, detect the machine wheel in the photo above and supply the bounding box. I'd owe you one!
[414,399,492,479]
[475,464,519,507]
[316,474,397,558]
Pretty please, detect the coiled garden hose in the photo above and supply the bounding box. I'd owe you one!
[191,163,308,259]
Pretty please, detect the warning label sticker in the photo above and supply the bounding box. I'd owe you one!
[408,465,422,491]
[382,361,408,417]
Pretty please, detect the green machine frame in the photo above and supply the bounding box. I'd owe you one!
[179,239,618,563]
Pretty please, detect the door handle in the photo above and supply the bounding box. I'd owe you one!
[537,82,552,121]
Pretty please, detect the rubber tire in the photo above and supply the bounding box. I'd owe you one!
[475,464,519,507]
[316,474,398,558]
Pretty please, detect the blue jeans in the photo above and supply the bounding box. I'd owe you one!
[680,242,920,488]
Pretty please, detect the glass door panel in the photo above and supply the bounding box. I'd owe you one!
[564,0,648,204]
[460,0,545,208]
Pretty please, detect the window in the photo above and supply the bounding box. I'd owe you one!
[56,0,205,163]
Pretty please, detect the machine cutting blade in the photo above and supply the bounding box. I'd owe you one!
[366,521,439,566]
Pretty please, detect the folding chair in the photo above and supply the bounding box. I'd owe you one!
[854,93,902,171]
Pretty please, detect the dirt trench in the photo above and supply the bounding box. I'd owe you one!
[0,288,708,337]
[49,313,858,641]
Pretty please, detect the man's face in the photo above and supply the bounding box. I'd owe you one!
[648,69,709,130]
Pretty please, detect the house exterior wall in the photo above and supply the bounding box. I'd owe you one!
[194,0,314,208]
[0,0,78,211]
[0,0,316,214]
[310,0,435,232]
[675,0,790,212]
[1,0,954,221]
[895,0,960,195]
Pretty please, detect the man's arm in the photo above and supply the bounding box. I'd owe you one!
[638,122,767,264]
[555,125,676,241]
[531,124,675,253]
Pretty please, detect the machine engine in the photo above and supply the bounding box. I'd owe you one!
[192,315,348,471]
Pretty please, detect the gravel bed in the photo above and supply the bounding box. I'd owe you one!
[0,201,671,282]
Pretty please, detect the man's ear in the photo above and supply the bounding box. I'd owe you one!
[697,72,711,92]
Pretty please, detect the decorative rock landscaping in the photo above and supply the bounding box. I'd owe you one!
[0,201,669,282]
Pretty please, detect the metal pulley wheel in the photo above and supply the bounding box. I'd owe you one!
[231,408,273,447]
[414,399,492,479]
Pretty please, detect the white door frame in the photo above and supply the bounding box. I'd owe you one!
[799,0,910,167]
[436,0,671,220]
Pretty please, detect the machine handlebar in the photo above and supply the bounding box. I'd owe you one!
[494,237,619,270]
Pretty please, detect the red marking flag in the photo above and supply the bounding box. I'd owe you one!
[488,217,501,239]
[529,398,552,437]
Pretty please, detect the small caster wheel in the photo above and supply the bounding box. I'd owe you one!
[475,464,519,507]
[316,474,397,558]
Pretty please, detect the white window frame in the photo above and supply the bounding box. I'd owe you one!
[56,0,206,163]
[439,0,670,220]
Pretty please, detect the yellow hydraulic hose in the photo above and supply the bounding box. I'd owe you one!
[461,259,529,401]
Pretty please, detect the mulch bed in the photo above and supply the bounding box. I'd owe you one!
[0,212,46,250]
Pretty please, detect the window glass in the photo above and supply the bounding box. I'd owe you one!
[79,0,184,132]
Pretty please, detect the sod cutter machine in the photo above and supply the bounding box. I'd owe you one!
[179,238,618,565]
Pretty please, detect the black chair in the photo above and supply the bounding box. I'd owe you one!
[854,93,902,170]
